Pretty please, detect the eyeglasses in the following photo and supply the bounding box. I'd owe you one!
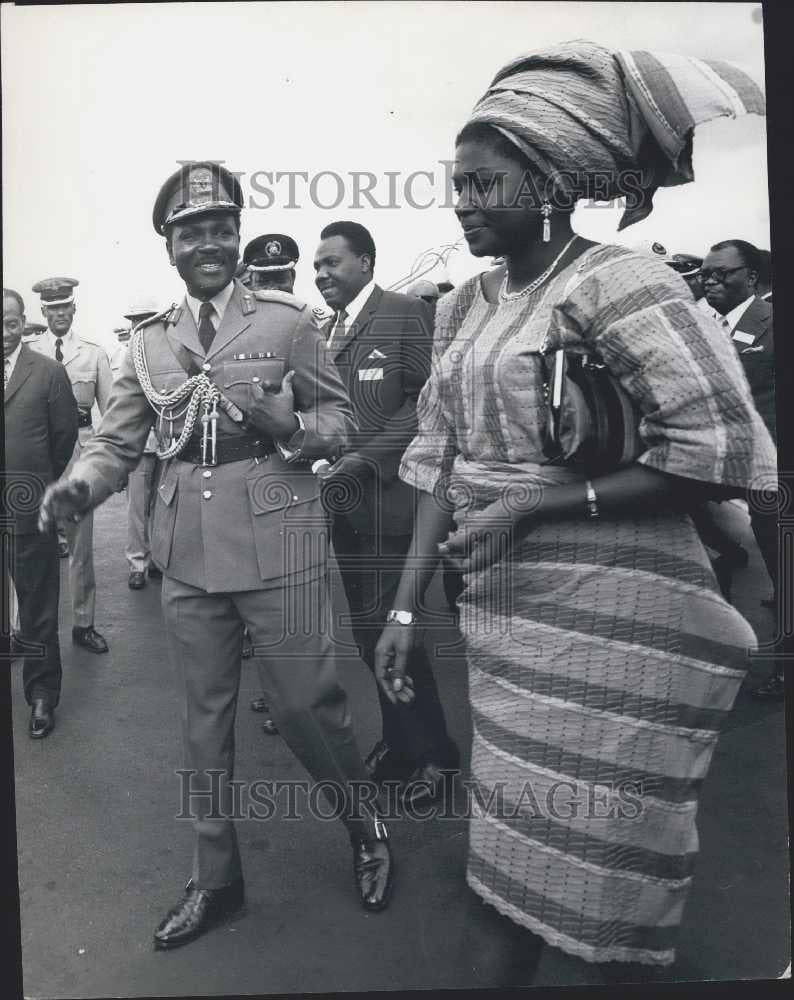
[699,265,748,284]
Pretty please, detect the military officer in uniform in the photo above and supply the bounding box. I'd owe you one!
[111,300,162,589]
[31,277,112,653]
[40,162,393,949]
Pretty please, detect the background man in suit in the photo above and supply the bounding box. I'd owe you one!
[702,239,781,698]
[110,300,161,590]
[30,277,113,653]
[314,221,459,805]
[39,163,393,949]
[4,287,78,737]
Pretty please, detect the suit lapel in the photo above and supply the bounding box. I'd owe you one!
[733,296,769,343]
[206,282,254,361]
[331,285,382,360]
[4,346,35,404]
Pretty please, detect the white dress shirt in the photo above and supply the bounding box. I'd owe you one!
[39,327,77,359]
[717,295,756,334]
[4,341,22,382]
[185,281,236,331]
[327,279,376,348]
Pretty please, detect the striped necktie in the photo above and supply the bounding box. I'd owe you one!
[327,308,348,350]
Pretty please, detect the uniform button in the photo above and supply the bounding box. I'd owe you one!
[202,362,211,372]
[202,470,212,478]
[203,490,212,499]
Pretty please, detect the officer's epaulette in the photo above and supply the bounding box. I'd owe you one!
[132,304,180,333]
[251,289,307,311]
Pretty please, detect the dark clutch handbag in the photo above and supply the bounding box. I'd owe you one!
[541,348,645,473]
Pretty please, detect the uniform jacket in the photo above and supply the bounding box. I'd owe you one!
[110,340,158,454]
[71,281,355,592]
[325,285,433,536]
[4,345,79,534]
[730,296,775,441]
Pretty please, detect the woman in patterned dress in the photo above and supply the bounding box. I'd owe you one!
[375,42,776,967]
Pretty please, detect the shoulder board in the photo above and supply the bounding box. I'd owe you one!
[77,335,104,349]
[252,289,306,311]
[133,304,179,333]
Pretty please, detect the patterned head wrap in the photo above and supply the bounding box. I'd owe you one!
[466,40,765,229]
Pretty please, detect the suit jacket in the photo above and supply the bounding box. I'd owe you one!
[326,285,433,536]
[71,281,355,592]
[4,345,79,534]
[731,296,775,441]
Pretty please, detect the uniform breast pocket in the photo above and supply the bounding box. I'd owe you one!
[71,377,97,408]
[222,357,287,412]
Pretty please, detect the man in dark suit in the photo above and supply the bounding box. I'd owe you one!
[3,287,78,737]
[702,239,781,698]
[314,221,459,804]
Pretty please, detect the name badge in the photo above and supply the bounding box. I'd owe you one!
[358,367,384,381]
[732,330,755,345]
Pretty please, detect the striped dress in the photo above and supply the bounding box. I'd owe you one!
[399,245,777,966]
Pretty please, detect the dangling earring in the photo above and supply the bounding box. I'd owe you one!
[541,199,552,243]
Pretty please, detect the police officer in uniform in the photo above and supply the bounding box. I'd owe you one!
[111,300,162,589]
[40,162,393,949]
[241,233,300,293]
[31,277,112,653]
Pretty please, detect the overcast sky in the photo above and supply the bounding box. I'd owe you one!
[2,1,768,351]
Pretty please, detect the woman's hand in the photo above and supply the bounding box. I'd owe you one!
[438,496,527,574]
[374,623,417,705]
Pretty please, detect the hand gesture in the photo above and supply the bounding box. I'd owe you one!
[374,623,417,705]
[38,479,91,533]
[438,497,524,574]
[247,369,299,441]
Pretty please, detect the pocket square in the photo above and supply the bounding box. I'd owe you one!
[740,345,765,354]
[358,367,384,381]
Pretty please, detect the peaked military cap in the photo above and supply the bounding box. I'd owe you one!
[668,252,703,277]
[32,276,79,306]
[243,234,300,272]
[124,296,160,322]
[152,161,244,235]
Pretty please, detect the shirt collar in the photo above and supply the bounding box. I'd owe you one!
[719,295,756,333]
[340,279,377,328]
[46,327,76,346]
[185,281,235,328]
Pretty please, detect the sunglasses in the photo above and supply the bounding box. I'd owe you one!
[699,265,748,284]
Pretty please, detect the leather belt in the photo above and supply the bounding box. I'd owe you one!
[77,408,93,429]
[177,435,273,467]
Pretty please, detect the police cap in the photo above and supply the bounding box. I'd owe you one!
[152,161,244,235]
[243,234,300,272]
[32,277,79,306]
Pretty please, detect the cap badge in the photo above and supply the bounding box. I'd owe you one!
[266,240,282,257]
[188,167,216,207]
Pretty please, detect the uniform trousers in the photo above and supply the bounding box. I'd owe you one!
[331,516,458,773]
[9,529,63,707]
[162,571,375,890]
[61,427,97,627]
[126,453,157,573]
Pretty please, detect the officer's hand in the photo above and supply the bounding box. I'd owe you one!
[38,479,91,533]
[247,370,299,441]
[374,624,417,705]
[324,452,373,480]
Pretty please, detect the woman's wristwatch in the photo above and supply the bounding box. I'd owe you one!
[386,610,417,625]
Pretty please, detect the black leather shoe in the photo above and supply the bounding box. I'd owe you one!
[29,699,55,739]
[147,566,163,580]
[261,718,279,735]
[153,878,244,950]
[128,571,146,590]
[751,674,785,701]
[351,818,393,912]
[72,626,109,654]
[250,697,267,712]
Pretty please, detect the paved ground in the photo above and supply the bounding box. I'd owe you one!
[10,493,790,996]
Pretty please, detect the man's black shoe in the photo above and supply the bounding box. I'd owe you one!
[153,878,244,950]
[750,673,785,701]
[72,626,109,654]
[250,697,267,712]
[147,566,163,580]
[351,818,393,912]
[29,699,55,739]
[128,571,146,590]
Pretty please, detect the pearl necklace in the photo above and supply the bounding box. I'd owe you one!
[498,235,579,302]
